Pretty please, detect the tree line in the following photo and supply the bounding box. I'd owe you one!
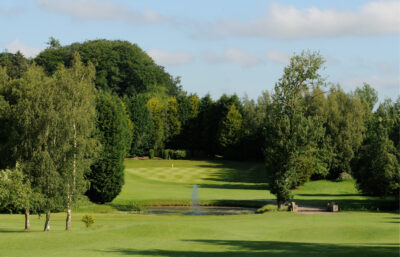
[0,39,398,229]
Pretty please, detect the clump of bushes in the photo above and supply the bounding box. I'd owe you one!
[336,172,353,181]
[171,150,188,159]
[256,204,278,213]
[149,149,155,159]
[149,149,190,160]
[162,149,170,159]
[81,214,95,228]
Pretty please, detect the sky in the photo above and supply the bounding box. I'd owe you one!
[0,0,399,101]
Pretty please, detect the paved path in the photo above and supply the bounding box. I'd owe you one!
[297,205,333,214]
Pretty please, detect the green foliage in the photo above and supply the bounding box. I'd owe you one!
[264,51,326,206]
[324,86,368,178]
[46,37,61,49]
[218,104,243,149]
[0,168,34,213]
[0,51,29,79]
[124,94,154,156]
[165,97,182,143]
[86,91,129,203]
[353,100,400,197]
[256,204,278,213]
[355,83,378,111]
[119,99,134,155]
[336,172,353,182]
[162,149,170,159]
[147,96,165,150]
[170,150,188,159]
[3,64,64,213]
[149,149,155,159]
[52,53,99,212]
[81,214,95,228]
[35,39,180,96]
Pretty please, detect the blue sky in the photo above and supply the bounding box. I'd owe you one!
[1,0,399,101]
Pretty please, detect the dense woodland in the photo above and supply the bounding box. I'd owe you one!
[0,39,399,230]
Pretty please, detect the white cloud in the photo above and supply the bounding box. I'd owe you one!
[148,48,194,66]
[265,50,290,64]
[196,1,400,39]
[36,0,165,24]
[203,47,262,67]
[5,39,42,58]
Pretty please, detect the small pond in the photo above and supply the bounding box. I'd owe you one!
[142,206,257,216]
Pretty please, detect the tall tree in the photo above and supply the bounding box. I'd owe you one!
[4,64,63,231]
[353,99,400,197]
[86,91,129,203]
[147,97,165,151]
[218,104,243,150]
[0,51,29,79]
[354,83,378,111]
[165,97,181,144]
[124,94,153,156]
[264,51,325,208]
[52,53,98,230]
[324,86,368,178]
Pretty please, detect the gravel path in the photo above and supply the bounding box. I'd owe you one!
[296,205,334,214]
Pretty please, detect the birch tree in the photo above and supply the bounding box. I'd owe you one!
[53,53,97,230]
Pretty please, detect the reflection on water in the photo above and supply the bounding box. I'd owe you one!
[143,206,256,215]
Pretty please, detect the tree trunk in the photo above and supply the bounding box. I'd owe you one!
[43,211,51,232]
[24,209,30,230]
[66,208,71,230]
[277,200,282,210]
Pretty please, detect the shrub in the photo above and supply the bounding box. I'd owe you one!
[174,150,187,159]
[149,149,154,159]
[336,172,353,181]
[163,149,170,159]
[81,214,95,228]
[256,204,278,214]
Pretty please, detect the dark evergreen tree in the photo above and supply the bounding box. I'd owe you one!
[0,51,29,79]
[124,94,154,156]
[86,91,130,203]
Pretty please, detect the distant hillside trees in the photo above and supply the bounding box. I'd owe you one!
[34,39,180,97]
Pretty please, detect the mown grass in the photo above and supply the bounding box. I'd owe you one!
[108,159,396,211]
[1,159,399,257]
[0,212,398,257]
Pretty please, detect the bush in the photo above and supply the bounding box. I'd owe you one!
[149,149,154,159]
[163,149,170,159]
[256,204,278,214]
[336,172,353,181]
[173,150,187,159]
[81,214,95,228]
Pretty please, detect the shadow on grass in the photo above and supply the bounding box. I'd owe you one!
[0,228,28,233]
[199,183,268,190]
[196,160,267,184]
[104,240,399,257]
[293,198,398,212]
[296,193,361,197]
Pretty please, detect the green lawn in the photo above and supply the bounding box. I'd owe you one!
[0,159,399,257]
